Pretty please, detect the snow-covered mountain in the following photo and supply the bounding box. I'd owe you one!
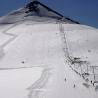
[0,1,79,24]
[0,1,98,98]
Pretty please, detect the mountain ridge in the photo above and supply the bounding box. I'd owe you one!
[0,0,79,24]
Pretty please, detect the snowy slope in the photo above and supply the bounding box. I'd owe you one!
[0,21,98,98]
[0,1,98,98]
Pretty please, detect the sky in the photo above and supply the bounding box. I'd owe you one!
[0,0,98,28]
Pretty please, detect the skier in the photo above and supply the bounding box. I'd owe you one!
[73,84,76,88]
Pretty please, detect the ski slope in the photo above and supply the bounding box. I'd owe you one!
[0,0,98,98]
[0,20,98,98]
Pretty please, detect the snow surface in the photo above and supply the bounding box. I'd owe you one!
[0,67,43,98]
[0,18,98,98]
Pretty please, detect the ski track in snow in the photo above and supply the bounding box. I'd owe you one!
[0,21,25,61]
[0,23,19,62]
[0,21,98,98]
[27,67,53,98]
[0,1,98,97]
[0,21,55,98]
[26,22,69,98]
[1,22,23,48]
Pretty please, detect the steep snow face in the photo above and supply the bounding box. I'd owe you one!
[64,24,98,64]
[63,24,98,83]
[0,22,62,68]
[0,20,98,98]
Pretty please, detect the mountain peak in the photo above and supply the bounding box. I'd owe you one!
[0,0,79,24]
[25,0,64,19]
[24,0,79,23]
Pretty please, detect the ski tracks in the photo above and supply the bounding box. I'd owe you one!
[27,67,53,98]
[0,20,26,49]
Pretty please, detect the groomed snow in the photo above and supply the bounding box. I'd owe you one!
[0,67,43,98]
[0,21,98,98]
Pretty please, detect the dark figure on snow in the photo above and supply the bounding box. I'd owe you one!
[73,84,76,88]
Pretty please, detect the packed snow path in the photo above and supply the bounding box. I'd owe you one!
[0,22,98,98]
